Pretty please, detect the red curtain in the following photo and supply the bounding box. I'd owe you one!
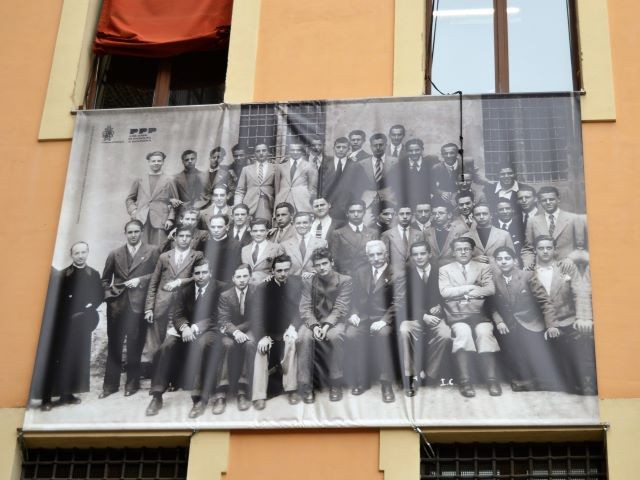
[93,0,233,57]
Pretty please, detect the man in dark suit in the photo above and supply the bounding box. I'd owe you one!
[386,124,406,159]
[318,137,359,220]
[381,204,424,269]
[390,138,432,208]
[36,242,104,411]
[516,185,540,231]
[200,214,241,284]
[307,134,327,172]
[206,146,237,206]
[483,164,532,212]
[412,202,433,233]
[100,220,160,398]
[160,209,209,254]
[216,264,258,412]
[267,202,296,244]
[430,143,480,204]
[145,259,227,417]
[230,203,252,247]
[493,199,525,261]
[298,248,351,403]
[199,184,231,229]
[230,144,250,179]
[171,149,210,215]
[251,255,303,409]
[367,200,395,234]
[398,241,451,397]
[347,129,370,162]
[347,240,406,402]
[310,196,344,241]
[328,199,379,275]
[144,226,203,356]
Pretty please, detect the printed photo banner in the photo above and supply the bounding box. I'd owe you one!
[24,93,598,430]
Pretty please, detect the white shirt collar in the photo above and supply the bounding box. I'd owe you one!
[495,180,520,195]
[349,223,362,232]
[127,242,141,256]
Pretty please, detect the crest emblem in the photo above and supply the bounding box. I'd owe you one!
[102,125,115,142]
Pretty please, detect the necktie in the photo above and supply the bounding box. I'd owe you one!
[465,216,472,228]
[371,268,379,291]
[336,159,343,175]
[461,264,467,281]
[252,243,259,264]
[548,214,556,236]
[299,236,307,259]
[393,147,399,157]
[422,268,429,284]
[290,159,297,180]
[312,156,320,169]
[501,223,508,231]
[315,222,323,239]
[410,162,416,171]
[196,287,203,300]
[402,227,409,249]
[257,163,264,184]
[523,212,529,229]
[234,229,240,241]
[239,289,245,315]
[374,158,383,183]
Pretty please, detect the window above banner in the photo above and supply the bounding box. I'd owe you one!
[426,0,581,95]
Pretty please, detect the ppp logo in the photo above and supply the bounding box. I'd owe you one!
[129,128,157,135]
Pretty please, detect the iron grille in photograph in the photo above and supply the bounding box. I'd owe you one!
[282,102,327,146]
[22,447,188,480]
[237,103,279,159]
[421,441,606,480]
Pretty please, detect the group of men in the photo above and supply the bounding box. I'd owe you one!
[35,123,596,418]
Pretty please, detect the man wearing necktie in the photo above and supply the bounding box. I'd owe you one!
[234,142,275,221]
[516,185,539,231]
[267,202,296,244]
[199,184,230,230]
[386,124,406,159]
[308,134,326,171]
[381,204,425,269]
[493,199,524,260]
[241,218,285,284]
[280,212,327,278]
[274,141,318,213]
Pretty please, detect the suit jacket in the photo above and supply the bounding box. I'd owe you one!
[351,264,406,326]
[144,249,203,317]
[274,158,318,212]
[464,225,516,262]
[218,285,257,334]
[201,236,241,284]
[198,204,231,231]
[403,262,442,321]
[386,143,406,160]
[230,226,252,247]
[430,160,477,199]
[424,222,468,266]
[521,210,587,266]
[439,260,495,324]
[328,224,379,275]
[173,169,210,211]
[252,277,303,339]
[381,225,425,267]
[390,158,431,207]
[483,181,533,211]
[126,174,178,229]
[234,162,276,215]
[311,217,345,241]
[267,223,296,244]
[493,218,524,258]
[488,268,554,332]
[241,241,285,283]
[318,156,360,219]
[280,236,328,275]
[348,149,371,162]
[351,156,399,209]
[299,271,352,327]
[173,279,226,333]
[101,243,160,314]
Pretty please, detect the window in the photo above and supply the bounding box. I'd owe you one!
[426,0,581,94]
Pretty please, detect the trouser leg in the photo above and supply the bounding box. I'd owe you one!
[281,337,298,392]
[238,333,256,394]
[424,320,452,380]
[399,320,421,377]
[103,305,126,392]
[251,344,270,401]
[344,323,367,387]
[125,308,146,389]
[150,335,180,394]
[296,326,314,387]
[373,324,394,382]
[325,324,345,382]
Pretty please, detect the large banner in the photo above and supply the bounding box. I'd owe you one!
[25,94,598,430]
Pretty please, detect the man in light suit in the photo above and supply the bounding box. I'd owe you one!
[308,134,328,172]
[100,220,160,398]
[274,141,318,212]
[280,212,327,277]
[144,226,204,356]
[126,150,178,245]
[241,218,284,284]
[267,202,296,243]
[453,191,476,232]
[347,129,370,161]
[423,201,468,266]
[234,142,275,220]
[310,196,344,241]
[439,237,501,398]
[463,203,515,265]
[171,150,210,215]
[521,186,587,268]
[381,204,424,269]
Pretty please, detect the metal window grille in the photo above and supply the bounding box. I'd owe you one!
[421,441,606,480]
[238,103,280,159]
[21,447,188,480]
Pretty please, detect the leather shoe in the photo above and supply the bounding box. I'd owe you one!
[237,393,250,411]
[458,381,476,398]
[61,394,81,405]
[487,380,503,396]
[253,399,266,410]
[381,383,395,403]
[302,387,315,404]
[351,385,365,396]
[404,378,417,397]
[212,398,226,415]
[288,391,301,405]
[329,386,343,402]
[40,401,54,412]
[188,401,206,419]
[124,387,139,397]
[145,397,162,416]
[511,380,536,392]
[98,390,116,399]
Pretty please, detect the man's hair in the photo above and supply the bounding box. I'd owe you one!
[369,132,388,143]
[124,219,144,232]
[250,218,270,229]
[537,186,560,198]
[311,196,331,207]
[211,183,228,193]
[232,203,250,214]
[272,254,293,269]
[495,198,514,208]
[311,247,333,264]
[334,136,350,146]
[180,208,200,219]
[377,200,396,213]
[193,258,210,269]
[472,202,491,213]
[294,211,314,221]
[441,142,459,153]
[410,240,431,255]
[534,234,556,248]
[181,149,197,160]
[234,263,252,276]
[274,202,295,215]
[365,239,387,254]
[287,140,304,150]
[347,199,366,210]
[405,138,423,149]
[414,201,432,210]
[308,134,324,144]
[210,146,226,156]
[518,184,537,195]
[389,124,406,134]
[493,246,516,259]
[69,241,89,255]
[431,198,452,212]
[231,144,245,154]
[210,214,230,226]
[175,225,194,236]
[455,191,475,203]
[498,162,515,172]
[451,236,476,249]
[146,150,166,161]
[348,130,366,139]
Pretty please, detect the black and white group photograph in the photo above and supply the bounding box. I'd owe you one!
[25,95,599,430]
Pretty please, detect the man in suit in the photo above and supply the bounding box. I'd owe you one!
[484,164,532,211]
[516,185,540,231]
[230,203,252,247]
[298,248,350,403]
[398,241,451,397]
[206,146,236,206]
[521,186,587,267]
[201,214,241,284]
[347,129,370,162]
[280,212,327,277]
[36,242,104,411]
[144,226,204,356]
[453,191,476,232]
[494,199,524,260]
[171,149,210,215]
[100,220,160,398]
[347,240,405,402]
[145,259,227,417]
[423,201,468,266]
[367,200,395,234]
[391,138,432,208]
[230,144,250,179]
[455,172,486,206]
[126,150,178,245]
[251,255,303,409]
[328,199,379,275]
[308,134,327,171]
[241,218,284,284]
[464,203,515,265]
[318,137,359,220]
[310,196,344,241]
[267,202,296,243]
[439,237,500,398]
[234,142,275,220]
[430,143,480,204]
[412,202,432,233]
[217,264,258,412]
[275,141,318,212]
[533,236,596,395]
[386,124,406,159]
[160,209,209,254]
[489,247,556,392]
[381,204,424,269]
[199,184,231,229]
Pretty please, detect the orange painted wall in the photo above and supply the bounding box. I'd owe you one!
[0,0,69,407]
[582,0,640,398]
[253,0,395,102]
